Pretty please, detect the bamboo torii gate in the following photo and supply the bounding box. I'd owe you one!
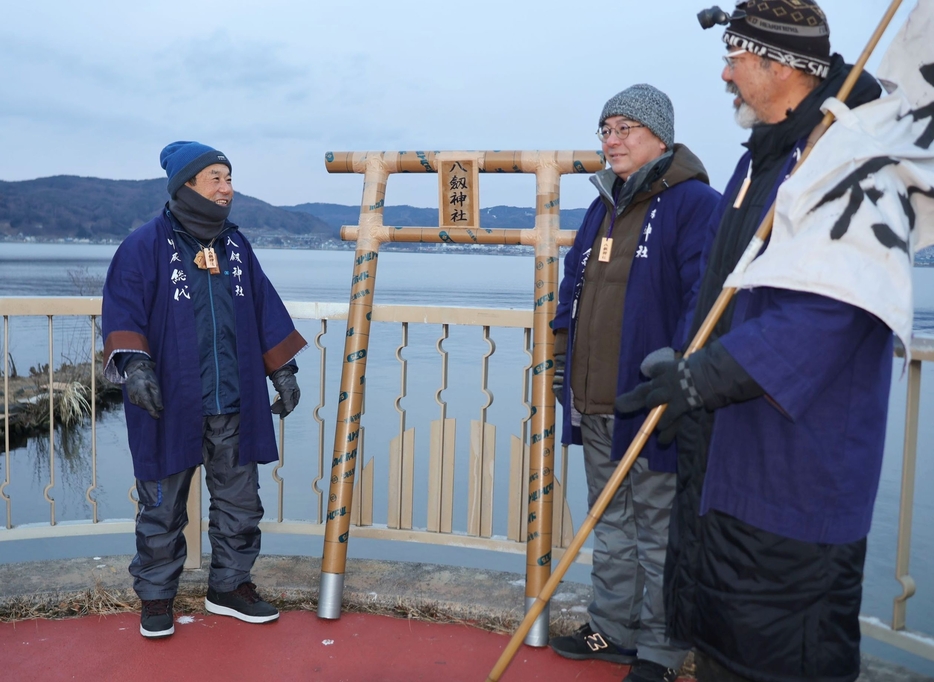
[317,149,604,646]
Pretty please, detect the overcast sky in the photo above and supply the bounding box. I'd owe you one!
[0,1,914,210]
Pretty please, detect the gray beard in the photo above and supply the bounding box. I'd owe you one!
[727,83,761,129]
[734,102,761,129]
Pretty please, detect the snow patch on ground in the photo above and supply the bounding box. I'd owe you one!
[322,639,335,646]
[176,616,196,625]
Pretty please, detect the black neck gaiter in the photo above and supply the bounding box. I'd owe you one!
[169,185,232,241]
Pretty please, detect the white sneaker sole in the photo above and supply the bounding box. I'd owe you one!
[204,597,279,624]
[140,623,174,638]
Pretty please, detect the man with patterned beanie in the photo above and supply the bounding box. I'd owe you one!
[102,141,307,638]
[549,84,721,682]
[616,2,889,680]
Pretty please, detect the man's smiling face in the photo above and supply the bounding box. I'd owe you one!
[188,163,233,206]
[601,116,667,181]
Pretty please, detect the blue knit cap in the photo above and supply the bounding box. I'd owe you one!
[159,141,231,198]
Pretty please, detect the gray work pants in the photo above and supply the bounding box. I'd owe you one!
[130,413,264,599]
[581,413,687,670]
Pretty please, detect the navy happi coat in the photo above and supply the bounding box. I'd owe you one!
[553,175,720,472]
[102,211,306,481]
[693,154,894,544]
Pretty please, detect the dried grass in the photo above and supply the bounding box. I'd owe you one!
[0,584,135,623]
[1,585,515,635]
[340,596,517,634]
[56,381,91,426]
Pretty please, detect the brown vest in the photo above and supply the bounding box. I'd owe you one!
[569,201,647,415]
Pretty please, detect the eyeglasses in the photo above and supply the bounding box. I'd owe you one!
[596,123,647,142]
[722,48,748,70]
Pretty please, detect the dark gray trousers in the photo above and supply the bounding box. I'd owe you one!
[581,414,688,670]
[130,413,264,599]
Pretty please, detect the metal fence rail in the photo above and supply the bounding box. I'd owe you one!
[1,297,932,662]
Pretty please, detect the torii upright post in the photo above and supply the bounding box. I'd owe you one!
[316,152,389,619]
[316,152,604,647]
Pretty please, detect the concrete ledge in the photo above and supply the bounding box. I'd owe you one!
[0,554,930,681]
[0,554,592,636]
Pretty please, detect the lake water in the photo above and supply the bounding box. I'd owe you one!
[1,242,933,674]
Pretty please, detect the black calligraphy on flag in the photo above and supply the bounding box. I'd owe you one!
[808,156,908,251]
[898,63,934,150]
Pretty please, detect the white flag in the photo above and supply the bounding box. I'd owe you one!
[725,0,934,348]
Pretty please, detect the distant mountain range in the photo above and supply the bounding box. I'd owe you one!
[3,175,931,263]
[285,202,590,231]
[0,176,589,249]
[0,176,335,246]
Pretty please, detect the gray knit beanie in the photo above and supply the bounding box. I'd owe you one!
[599,84,674,148]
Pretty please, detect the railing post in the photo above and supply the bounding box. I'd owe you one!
[44,316,56,526]
[893,357,921,629]
[318,155,388,619]
[2,316,11,529]
[523,159,561,646]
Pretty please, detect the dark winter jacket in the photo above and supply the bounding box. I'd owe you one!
[552,144,721,471]
[168,213,242,416]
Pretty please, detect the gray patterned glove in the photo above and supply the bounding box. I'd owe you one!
[615,355,702,446]
[125,358,163,419]
[270,365,300,418]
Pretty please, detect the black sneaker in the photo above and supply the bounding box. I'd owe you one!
[205,581,279,623]
[625,658,679,682]
[549,622,637,664]
[140,598,175,638]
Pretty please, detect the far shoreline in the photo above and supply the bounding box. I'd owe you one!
[2,236,930,265]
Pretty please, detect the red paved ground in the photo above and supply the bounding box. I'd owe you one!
[0,610,637,681]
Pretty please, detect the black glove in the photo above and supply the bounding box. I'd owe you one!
[124,357,163,419]
[552,353,566,406]
[270,364,300,418]
[614,355,703,446]
[615,341,765,446]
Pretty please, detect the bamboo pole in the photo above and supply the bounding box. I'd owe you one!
[486,1,904,677]
[339,225,576,247]
[318,154,388,619]
[522,158,562,645]
[325,150,604,176]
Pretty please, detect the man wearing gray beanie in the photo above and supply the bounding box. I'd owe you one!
[102,142,307,638]
[550,84,721,682]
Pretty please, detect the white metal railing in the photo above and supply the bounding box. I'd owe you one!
[0,298,577,555]
[1,296,932,663]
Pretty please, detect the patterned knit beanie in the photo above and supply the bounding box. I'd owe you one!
[159,141,231,199]
[599,84,674,148]
[723,0,831,79]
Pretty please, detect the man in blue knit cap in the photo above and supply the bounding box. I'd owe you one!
[102,141,307,638]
